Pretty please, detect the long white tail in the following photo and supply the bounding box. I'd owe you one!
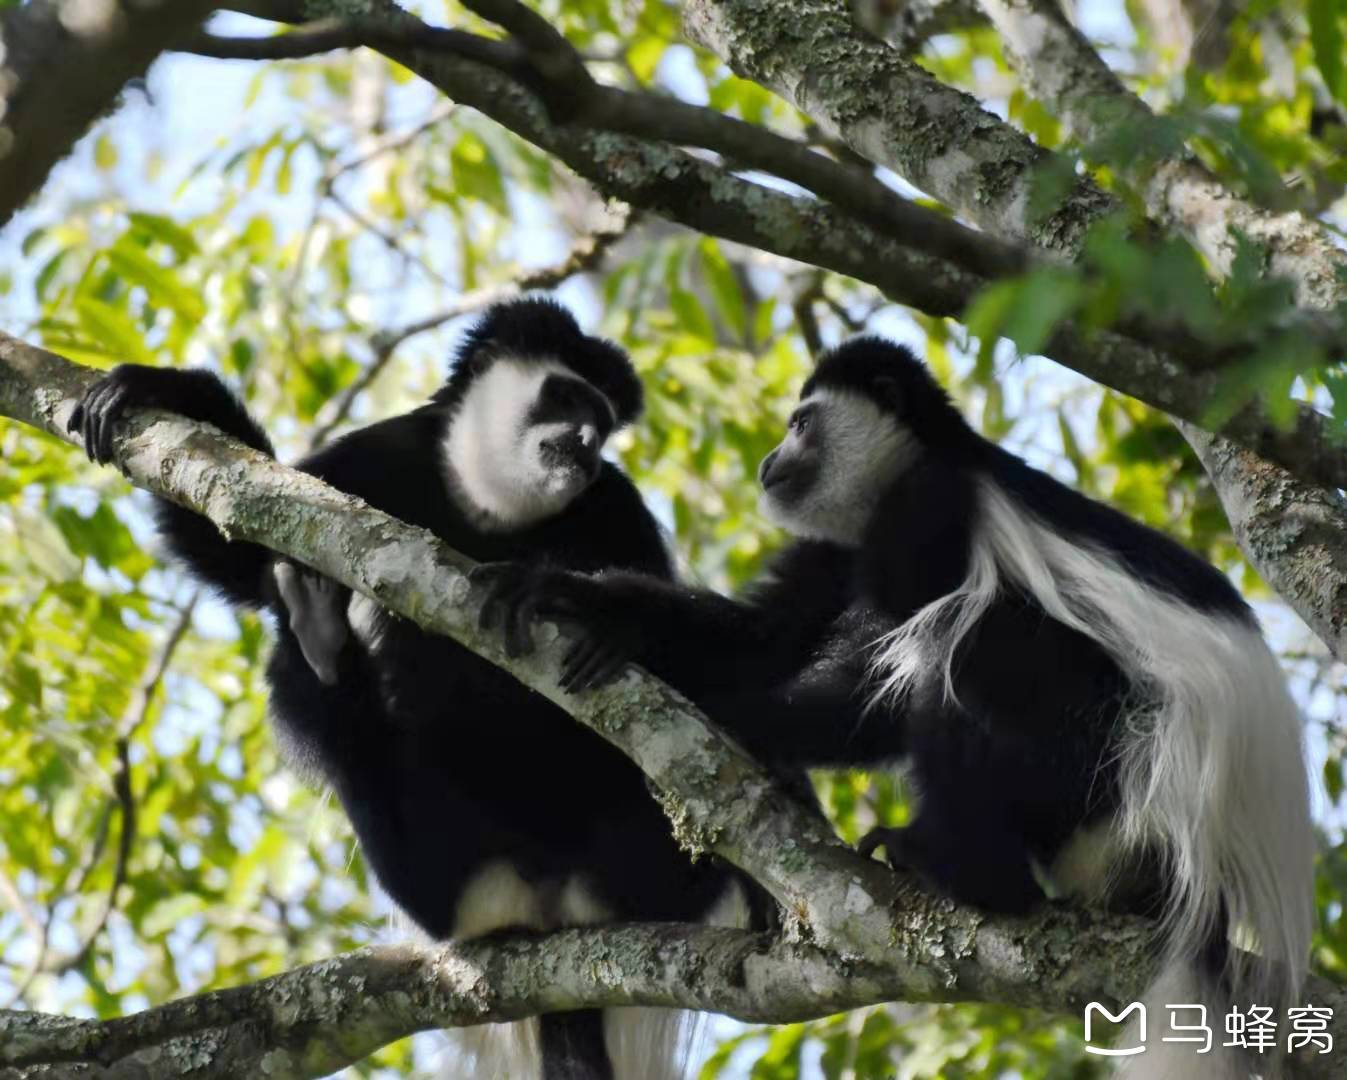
[873,479,1315,1074]
[1114,960,1247,1080]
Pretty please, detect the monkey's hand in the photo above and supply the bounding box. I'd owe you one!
[471,562,636,692]
[68,364,190,465]
[856,826,914,871]
[69,364,272,465]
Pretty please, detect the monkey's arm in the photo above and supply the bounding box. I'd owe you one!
[70,365,278,608]
[708,655,904,768]
[475,540,853,697]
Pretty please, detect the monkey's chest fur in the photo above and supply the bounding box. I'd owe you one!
[271,437,732,941]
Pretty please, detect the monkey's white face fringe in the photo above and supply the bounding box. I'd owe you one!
[761,389,917,547]
[870,478,1314,1025]
[442,357,596,532]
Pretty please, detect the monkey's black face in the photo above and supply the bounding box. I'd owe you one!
[442,357,618,530]
[759,387,917,546]
[759,401,821,507]
[529,372,612,484]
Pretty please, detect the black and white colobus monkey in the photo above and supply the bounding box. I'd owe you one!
[69,298,751,1080]
[479,337,1315,1079]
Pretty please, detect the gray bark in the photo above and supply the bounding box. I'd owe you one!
[211,3,1347,494]
[682,0,1115,251]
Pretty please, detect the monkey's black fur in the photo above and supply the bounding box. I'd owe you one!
[480,337,1252,918]
[70,298,745,1080]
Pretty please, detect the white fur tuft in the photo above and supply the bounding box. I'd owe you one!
[871,477,1314,1044]
[433,872,750,1079]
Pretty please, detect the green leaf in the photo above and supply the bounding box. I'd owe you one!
[627,37,665,84]
[1001,270,1085,357]
[963,279,1020,367]
[105,244,206,322]
[670,288,715,343]
[1311,0,1346,103]
[94,133,118,172]
[698,240,745,341]
[1326,757,1343,805]
[73,296,154,364]
[129,213,200,261]
[451,132,508,215]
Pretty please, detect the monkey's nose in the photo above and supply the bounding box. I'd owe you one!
[758,449,780,487]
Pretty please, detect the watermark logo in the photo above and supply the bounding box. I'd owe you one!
[1084,1003,1334,1056]
[1083,1002,1146,1056]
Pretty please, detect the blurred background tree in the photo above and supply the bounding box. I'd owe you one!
[0,1,1344,1077]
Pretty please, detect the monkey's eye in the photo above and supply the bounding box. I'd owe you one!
[792,410,812,435]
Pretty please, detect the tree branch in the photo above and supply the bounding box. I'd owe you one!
[682,0,1115,251]
[182,16,529,71]
[321,4,1347,491]
[0,0,218,228]
[976,0,1347,310]
[855,0,987,54]
[0,330,896,967]
[0,917,1141,1080]
[181,5,1347,497]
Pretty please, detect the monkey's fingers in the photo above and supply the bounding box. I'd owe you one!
[504,588,539,659]
[568,639,625,691]
[67,402,87,440]
[78,382,112,464]
[581,649,628,690]
[471,564,520,633]
[560,637,601,692]
[70,382,111,463]
[92,385,130,465]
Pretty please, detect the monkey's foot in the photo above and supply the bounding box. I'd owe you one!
[274,561,349,686]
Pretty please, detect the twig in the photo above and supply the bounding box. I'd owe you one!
[455,0,593,86]
[181,18,1032,286]
[328,101,457,188]
[325,185,449,286]
[183,17,527,70]
[792,273,825,359]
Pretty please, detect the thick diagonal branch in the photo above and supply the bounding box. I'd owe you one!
[0,330,904,967]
